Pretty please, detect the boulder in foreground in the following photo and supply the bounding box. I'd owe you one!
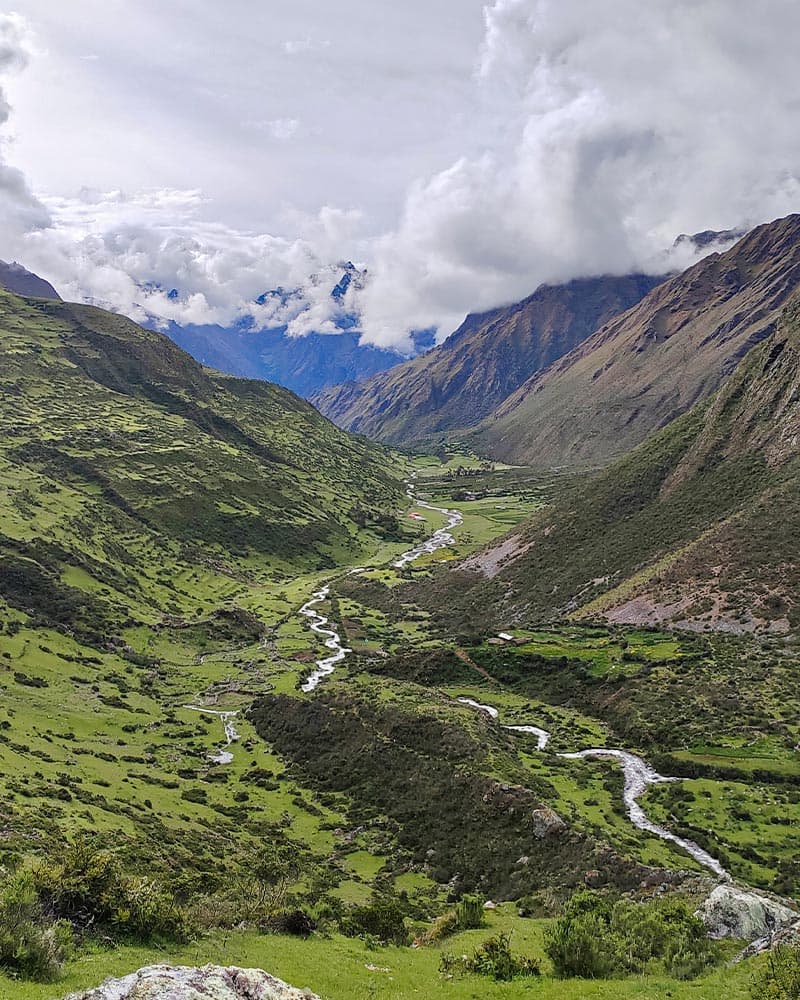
[63,964,319,1000]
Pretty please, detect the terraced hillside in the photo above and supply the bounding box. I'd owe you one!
[314,274,663,447]
[468,214,800,466]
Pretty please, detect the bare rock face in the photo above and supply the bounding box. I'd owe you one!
[63,964,320,1000]
[530,806,567,838]
[698,884,799,942]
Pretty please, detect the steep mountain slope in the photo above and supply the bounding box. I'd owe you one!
[314,274,664,446]
[443,292,800,636]
[0,260,61,300]
[470,214,800,467]
[0,289,405,637]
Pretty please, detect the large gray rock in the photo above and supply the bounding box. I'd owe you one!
[63,964,319,1000]
[698,884,799,942]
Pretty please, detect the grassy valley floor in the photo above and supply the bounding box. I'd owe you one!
[1,451,797,998]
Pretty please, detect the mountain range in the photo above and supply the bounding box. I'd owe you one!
[149,262,434,399]
[317,217,800,471]
[2,211,800,1000]
[436,281,800,638]
[468,214,800,466]
[313,273,665,448]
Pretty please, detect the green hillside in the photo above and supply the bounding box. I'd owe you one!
[1,289,797,1000]
[432,291,800,636]
[0,288,415,868]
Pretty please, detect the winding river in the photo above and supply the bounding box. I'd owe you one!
[299,484,462,693]
[184,705,240,764]
[457,696,728,879]
[299,584,353,693]
[297,483,729,880]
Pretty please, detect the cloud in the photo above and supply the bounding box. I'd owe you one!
[266,118,300,140]
[0,14,50,241]
[4,2,800,355]
[282,38,331,56]
[18,185,373,339]
[357,0,800,347]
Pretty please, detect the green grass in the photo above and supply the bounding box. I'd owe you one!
[1,909,758,1000]
[0,290,796,997]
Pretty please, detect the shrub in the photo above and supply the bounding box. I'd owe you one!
[340,899,408,946]
[267,909,317,937]
[751,944,800,1000]
[545,890,719,980]
[0,870,73,981]
[441,932,540,981]
[420,894,486,945]
[33,842,188,943]
[455,894,485,930]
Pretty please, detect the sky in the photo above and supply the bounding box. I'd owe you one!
[0,1,799,350]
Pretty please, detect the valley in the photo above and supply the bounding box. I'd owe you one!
[5,448,796,999]
[1,270,798,1000]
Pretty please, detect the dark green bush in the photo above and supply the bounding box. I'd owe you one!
[751,944,800,1000]
[455,893,485,930]
[421,893,486,945]
[545,890,719,980]
[0,870,73,981]
[33,842,189,943]
[340,899,408,946]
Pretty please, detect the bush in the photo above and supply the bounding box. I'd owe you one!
[441,932,540,981]
[33,842,188,943]
[455,894,485,930]
[0,870,73,981]
[420,893,486,945]
[340,899,408,946]
[545,890,720,980]
[751,944,800,1000]
[266,909,317,937]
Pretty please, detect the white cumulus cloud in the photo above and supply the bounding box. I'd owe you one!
[2,1,800,353]
[358,0,800,347]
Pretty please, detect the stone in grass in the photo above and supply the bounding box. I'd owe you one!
[62,963,320,1000]
[698,885,799,942]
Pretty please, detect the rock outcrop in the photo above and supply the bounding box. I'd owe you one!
[63,964,320,1000]
[698,884,799,942]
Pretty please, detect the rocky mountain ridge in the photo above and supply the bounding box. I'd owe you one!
[314,273,664,446]
[469,214,800,467]
[445,290,800,635]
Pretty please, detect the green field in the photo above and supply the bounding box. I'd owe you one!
[2,909,758,1000]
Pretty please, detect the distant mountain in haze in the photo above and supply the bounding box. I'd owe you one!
[673,227,747,253]
[158,262,434,399]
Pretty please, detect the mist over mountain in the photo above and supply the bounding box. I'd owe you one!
[152,262,435,397]
[469,214,800,466]
[0,259,60,300]
[315,272,665,444]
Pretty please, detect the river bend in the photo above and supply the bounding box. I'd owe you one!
[297,486,728,879]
